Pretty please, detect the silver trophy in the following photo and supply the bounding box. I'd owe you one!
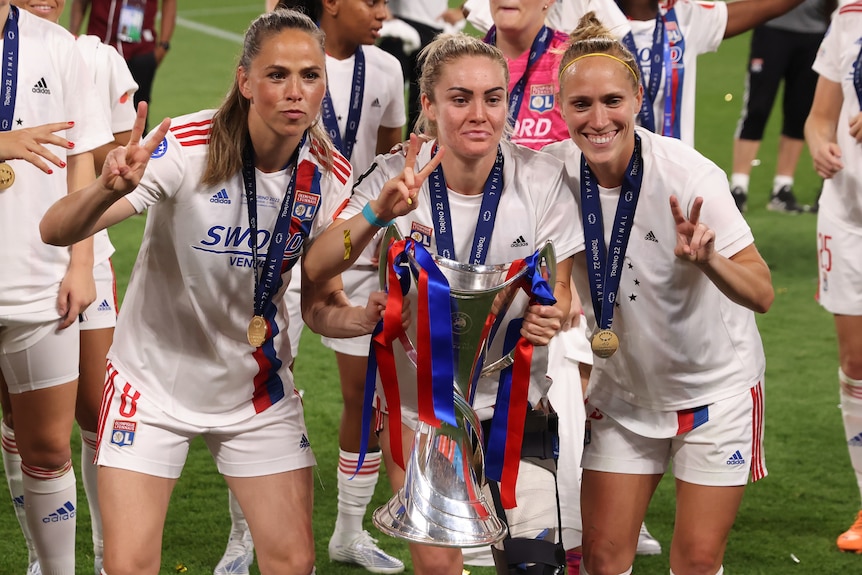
[371,226,556,547]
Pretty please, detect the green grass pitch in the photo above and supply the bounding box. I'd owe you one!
[0,1,857,573]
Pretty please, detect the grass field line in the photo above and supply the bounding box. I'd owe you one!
[176,14,245,44]
[178,5,262,18]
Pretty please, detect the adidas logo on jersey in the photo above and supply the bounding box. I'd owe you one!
[210,189,231,204]
[97,299,112,312]
[726,450,745,466]
[12,495,24,509]
[644,231,658,243]
[299,434,311,449]
[42,501,75,523]
[371,98,381,108]
[848,433,862,447]
[32,78,51,94]
[510,235,528,248]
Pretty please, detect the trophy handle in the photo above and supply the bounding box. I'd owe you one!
[478,240,557,377]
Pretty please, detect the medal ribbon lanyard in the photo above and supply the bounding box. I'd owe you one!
[428,145,505,264]
[1,7,19,132]
[621,8,684,139]
[854,40,862,110]
[485,25,552,127]
[621,14,662,135]
[580,135,643,335]
[243,133,306,332]
[660,8,684,139]
[321,47,365,162]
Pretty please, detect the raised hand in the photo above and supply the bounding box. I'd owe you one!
[100,102,171,195]
[0,121,75,174]
[670,195,715,265]
[371,133,445,222]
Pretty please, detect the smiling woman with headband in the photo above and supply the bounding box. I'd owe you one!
[544,12,774,575]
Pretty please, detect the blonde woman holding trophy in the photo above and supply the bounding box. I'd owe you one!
[304,32,581,575]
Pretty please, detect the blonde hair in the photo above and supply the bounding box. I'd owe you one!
[558,12,640,92]
[202,9,334,187]
[414,33,510,138]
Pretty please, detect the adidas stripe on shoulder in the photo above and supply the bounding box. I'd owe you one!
[170,119,212,148]
[310,140,351,185]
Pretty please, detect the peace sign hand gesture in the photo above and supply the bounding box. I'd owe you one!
[670,195,715,266]
[370,133,445,222]
[100,102,171,196]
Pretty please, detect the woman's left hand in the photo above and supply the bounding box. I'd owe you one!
[670,195,715,265]
[364,290,412,333]
[520,303,564,346]
[56,264,96,329]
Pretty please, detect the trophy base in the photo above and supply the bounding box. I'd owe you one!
[372,487,507,548]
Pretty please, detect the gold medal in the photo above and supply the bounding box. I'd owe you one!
[0,163,15,190]
[247,315,267,347]
[591,329,619,359]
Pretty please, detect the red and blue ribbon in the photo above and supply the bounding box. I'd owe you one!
[484,249,556,508]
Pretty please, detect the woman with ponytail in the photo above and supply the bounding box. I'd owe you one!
[40,9,383,574]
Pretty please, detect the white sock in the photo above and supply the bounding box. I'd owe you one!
[81,429,103,562]
[227,488,250,538]
[671,568,723,575]
[840,368,862,505]
[333,449,380,540]
[772,175,794,195]
[1,421,39,566]
[730,173,749,193]
[582,566,632,575]
[23,460,76,574]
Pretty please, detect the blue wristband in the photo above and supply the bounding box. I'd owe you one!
[361,202,394,228]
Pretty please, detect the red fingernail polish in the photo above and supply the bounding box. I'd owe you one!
[68,142,75,148]
[68,121,75,126]
[48,169,53,174]
[59,161,66,168]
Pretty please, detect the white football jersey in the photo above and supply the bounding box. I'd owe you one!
[75,33,139,265]
[627,0,727,146]
[0,9,112,317]
[341,139,582,419]
[110,110,352,426]
[812,3,862,229]
[544,128,765,419]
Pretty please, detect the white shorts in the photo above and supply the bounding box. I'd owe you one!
[320,264,378,356]
[583,382,766,486]
[80,259,118,331]
[96,363,316,479]
[0,315,79,393]
[816,210,862,316]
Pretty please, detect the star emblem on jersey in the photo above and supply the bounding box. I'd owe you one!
[510,235,528,248]
[16,118,22,126]
[32,78,51,95]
